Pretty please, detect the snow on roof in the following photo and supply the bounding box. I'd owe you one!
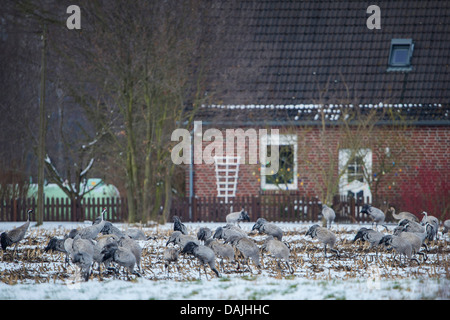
[198,103,448,124]
[202,103,443,111]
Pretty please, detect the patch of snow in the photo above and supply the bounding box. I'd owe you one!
[80,158,95,177]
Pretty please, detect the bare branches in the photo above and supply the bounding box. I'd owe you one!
[52,0,219,223]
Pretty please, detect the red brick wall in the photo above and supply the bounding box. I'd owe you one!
[186,125,449,218]
[388,126,449,219]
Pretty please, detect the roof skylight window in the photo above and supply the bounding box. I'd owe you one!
[387,39,414,72]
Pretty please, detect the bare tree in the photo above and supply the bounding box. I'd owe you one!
[296,76,415,207]
[0,0,64,224]
[52,0,225,224]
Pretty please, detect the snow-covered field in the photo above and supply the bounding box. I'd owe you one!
[0,221,449,300]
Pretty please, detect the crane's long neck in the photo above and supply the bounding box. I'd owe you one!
[391,208,398,219]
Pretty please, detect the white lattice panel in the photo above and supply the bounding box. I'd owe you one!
[214,156,240,203]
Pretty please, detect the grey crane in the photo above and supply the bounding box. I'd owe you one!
[99,221,146,240]
[403,222,433,253]
[70,236,96,281]
[224,234,261,272]
[197,227,212,243]
[163,247,180,276]
[261,236,293,273]
[181,241,220,279]
[421,211,439,241]
[92,208,108,225]
[404,222,432,241]
[166,231,199,249]
[213,225,247,241]
[352,227,384,258]
[393,226,428,262]
[101,242,141,279]
[252,218,283,240]
[44,235,69,265]
[77,208,107,240]
[398,219,432,252]
[398,218,425,233]
[52,229,79,266]
[379,235,419,265]
[125,228,147,240]
[306,224,340,258]
[321,204,336,229]
[173,216,188,235]
[443,219,450,238]
[118,236,142,273]
[389,207,418,223]
[1,209,33,259]
[44,231,80,266]
[360,204,388,231]
[99,221,126,238]
[226,208,250,227]
[63,231,76,257]
[44,236,67,254]
[223,223,248,236]
[92,234,120,274]
[204,238,235,272]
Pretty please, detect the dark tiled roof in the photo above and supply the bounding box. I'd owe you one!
[199,0,450,122]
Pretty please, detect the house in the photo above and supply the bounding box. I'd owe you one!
[183,1,449,219]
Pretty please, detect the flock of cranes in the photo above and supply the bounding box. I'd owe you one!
[0,205,449,282]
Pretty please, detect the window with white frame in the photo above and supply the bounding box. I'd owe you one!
[261,134,297,190]
[339,148,372,202]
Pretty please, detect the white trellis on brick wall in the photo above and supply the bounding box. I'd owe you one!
[214,156,240,204]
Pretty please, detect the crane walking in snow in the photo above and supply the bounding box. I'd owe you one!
[1,210,33,260]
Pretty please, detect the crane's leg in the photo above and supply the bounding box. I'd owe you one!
[164,262,169,276]
[203,264,209,280]
[211,266,220,278]
[330,248,340,258]
[130,265,141,278]
[418,250,427,262]
[277,259,283,271]
[245,258,253,274]
[13,242,19,260]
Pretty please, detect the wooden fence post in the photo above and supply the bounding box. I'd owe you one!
[350,197,356,222]
[50,197,55,221]
[251,196,256,221]
[13,198,17,221]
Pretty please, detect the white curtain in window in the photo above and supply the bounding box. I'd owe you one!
[338,148,372,202]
